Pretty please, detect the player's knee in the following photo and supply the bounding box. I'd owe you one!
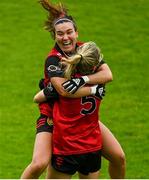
[30,159,49,172]
[113,151,126,167]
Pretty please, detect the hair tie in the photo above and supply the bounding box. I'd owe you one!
[79,54,83,61]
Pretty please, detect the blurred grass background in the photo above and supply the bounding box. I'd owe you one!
[0,0,149,178]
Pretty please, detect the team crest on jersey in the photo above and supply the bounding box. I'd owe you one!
[72,78,81,85]
[47,118,53,126]
[47,65,61,72]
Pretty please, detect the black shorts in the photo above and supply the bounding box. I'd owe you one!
[36,114,53,134]
[52,150,102,175]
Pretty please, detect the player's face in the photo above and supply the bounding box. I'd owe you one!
[55,22,78,53]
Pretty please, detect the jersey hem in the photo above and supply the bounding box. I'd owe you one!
[53,145,102,155]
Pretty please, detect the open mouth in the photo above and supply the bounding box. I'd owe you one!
[63,41,72,47]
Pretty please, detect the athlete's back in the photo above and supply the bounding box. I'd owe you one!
[52,95,102,155]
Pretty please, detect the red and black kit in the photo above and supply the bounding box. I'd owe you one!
[37,42,105,175]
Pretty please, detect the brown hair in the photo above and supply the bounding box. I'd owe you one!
[39,0,77,38]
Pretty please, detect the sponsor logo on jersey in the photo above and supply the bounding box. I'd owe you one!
[48,65,58,72]
[47,64,62,72]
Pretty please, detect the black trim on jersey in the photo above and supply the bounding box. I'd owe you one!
[54,43,64,56]
[45,56,60,68]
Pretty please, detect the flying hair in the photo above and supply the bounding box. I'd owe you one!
[39,0,67,16]
[39,0,67,36]
[62,42,103,79]
[39,0,77,38]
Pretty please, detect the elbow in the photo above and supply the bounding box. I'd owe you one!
[33,95,39,103]
[33,90,46,103]
[107,71,113,82]
[33,93,43,103]
[98,64,113,83]
[104,68,113,83]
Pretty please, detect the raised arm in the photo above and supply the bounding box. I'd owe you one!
[87,63,113,84]
[50,77,91,98]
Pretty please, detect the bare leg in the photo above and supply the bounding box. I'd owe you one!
[20,132,52,179]
[79,170,100,179]
[45,164,52,179]
[49,166,72,179]
[100,121,126,179]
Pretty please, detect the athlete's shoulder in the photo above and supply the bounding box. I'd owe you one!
[77,41,84,47]
[47,47,62,59]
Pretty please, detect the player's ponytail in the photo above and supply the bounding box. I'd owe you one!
[39,0,77,38]
[63,42,103,79]
[62,54,82,79]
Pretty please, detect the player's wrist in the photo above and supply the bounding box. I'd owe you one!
[90,85,97,95]
[82,76,89,83]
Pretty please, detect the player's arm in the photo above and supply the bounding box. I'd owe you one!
[50,77,92,98]
[34,90,46,103]
[33,56,92,103]
[87,63,113,84]
[33,78,94,102]
[44,56,99,98]
[34,56,105,103]
[34,80,104,103]
[62,60,113,94]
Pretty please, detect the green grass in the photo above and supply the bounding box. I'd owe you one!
[0,0,149,179]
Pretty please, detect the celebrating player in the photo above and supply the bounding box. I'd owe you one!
[34,41,106,179]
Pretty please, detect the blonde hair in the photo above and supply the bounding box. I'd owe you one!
[39,0,77,38]
[62,42,103,79]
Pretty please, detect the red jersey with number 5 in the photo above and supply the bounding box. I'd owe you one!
[52,95,102,155]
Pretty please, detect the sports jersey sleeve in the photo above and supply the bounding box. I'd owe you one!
[38,102,53,117]
[45,56,64,78]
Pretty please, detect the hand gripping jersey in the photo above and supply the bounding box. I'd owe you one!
[38,42,84,117]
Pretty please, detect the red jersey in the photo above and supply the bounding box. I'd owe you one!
[38,42,84,117]
[38,42,102,155]
[52,95,102,155]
